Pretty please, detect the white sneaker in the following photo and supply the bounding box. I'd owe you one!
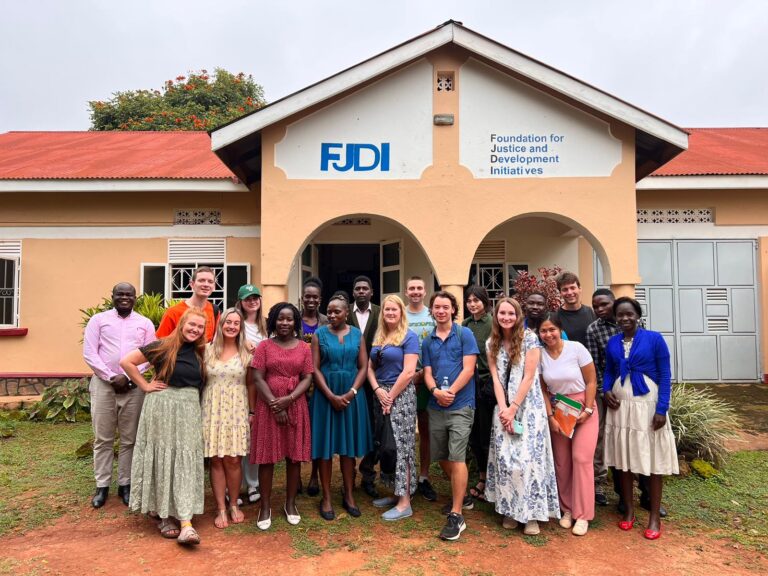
[572,519,589,536]
[523,520,540,535]
[502,516,518,530]
[248,487,261,504]
[559,511,573,529]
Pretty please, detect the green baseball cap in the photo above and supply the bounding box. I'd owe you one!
[238,284,261,300]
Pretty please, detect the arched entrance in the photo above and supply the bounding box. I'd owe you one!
[469,213,615,310]
[286,214,437,308]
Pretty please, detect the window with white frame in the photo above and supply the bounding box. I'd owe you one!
[0,241,21,327]
[141,239,249,311]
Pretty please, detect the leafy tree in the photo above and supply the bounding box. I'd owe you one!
[89,68,265,131]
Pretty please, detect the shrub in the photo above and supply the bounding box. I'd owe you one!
[669,383,741,467]
[511,266,563,311]
[28,379,91,423]
[0,415,16,438]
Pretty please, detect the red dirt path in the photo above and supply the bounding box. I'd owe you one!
[1,497,765,576]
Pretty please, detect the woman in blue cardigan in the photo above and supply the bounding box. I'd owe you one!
[603,297,678,540]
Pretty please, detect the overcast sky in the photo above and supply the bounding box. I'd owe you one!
[2,0,766,132]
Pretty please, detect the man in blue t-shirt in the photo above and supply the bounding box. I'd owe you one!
[422,291,478,542]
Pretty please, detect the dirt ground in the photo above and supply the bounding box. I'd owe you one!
[2,492,766,576]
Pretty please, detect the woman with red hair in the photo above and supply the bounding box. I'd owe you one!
[120,307,208,546]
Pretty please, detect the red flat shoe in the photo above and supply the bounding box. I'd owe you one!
[643,527,662,540]
[618,516,636,531]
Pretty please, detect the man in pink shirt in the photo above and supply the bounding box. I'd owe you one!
[83,282,156,508]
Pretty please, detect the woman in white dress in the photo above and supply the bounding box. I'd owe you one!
[484,298,560,536]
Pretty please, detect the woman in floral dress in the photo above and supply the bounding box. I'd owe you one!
[202,308,251,528]
[485,298,560,535]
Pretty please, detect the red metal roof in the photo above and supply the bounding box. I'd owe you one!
[651,128,768,176]
[0,131,237,180]
[1,128,765,181]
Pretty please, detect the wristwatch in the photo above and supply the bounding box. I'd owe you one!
[584,407,594,415]
[350,387,358,396]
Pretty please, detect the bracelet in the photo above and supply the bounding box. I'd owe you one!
[350,387,358,396]
[373,386,380,392]
[428,387,437,396]
[583,407,594,415]
[249,410,255,416]
[510,400,520,408]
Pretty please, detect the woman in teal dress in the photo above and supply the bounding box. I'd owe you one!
[310,293,372,520]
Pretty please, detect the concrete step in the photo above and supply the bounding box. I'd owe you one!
[0,395,41,410]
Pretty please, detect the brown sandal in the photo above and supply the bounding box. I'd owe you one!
[158,518,180,539]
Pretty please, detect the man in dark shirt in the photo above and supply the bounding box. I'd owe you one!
[555,272,596,346]
[585,288,619,507]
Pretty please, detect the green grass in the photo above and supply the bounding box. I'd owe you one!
[664,450,768,553]
[0,420,93,536]
[2,416,766,561]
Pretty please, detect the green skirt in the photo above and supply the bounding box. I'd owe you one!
[129,387,205,520]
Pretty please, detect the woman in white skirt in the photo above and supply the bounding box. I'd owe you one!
[603,297,678,540]
[203,308,251,528]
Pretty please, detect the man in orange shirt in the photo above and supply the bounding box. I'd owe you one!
[156,266,219,342]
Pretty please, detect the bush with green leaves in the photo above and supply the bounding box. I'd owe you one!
[28,379,91,423]
[669,383,741,467]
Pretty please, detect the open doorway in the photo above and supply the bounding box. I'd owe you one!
[317,244,380,306]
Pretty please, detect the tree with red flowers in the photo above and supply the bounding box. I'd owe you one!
[88,69,265,131]
[512,266,563,311]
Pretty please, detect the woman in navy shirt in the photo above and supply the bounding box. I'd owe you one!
[603,297,678,540]
[367,295,419,521]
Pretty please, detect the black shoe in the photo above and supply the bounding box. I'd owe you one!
[418,478,437,502]
[640,498,668,518]
[342,500,362,518]
[319,503,335,521]
[307,480,320,497]
[440,512,466,541]
[362,481,380,499]
[92,487,109,509]
[117,484,130,507]
[441,495,474,515]
[595,491,608,506]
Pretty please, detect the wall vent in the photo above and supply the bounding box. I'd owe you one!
[473,240,505,261]
[168,239,226,263]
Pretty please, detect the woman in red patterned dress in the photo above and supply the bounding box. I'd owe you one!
[248,302,313,530]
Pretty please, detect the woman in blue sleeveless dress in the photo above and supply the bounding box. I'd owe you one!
[310,293,372,520]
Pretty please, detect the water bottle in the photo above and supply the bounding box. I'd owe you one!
[440,376,450,391]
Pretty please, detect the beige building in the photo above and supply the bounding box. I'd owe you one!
[1,21,767,392]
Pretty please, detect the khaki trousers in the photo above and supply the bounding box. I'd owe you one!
[90,375,144,487]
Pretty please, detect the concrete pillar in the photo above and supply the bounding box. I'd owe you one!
[441,284,466,323]
[609,284,636,299]
[758,237,768,383]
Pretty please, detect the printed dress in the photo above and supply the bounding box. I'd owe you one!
[202,349,250,458]
[249,339,313,464]
[311,326,373,459]
[485,330,560,523]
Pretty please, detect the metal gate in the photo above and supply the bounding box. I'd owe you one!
[598,239,760,382]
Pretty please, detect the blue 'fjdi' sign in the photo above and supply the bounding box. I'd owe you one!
[320,143,390,172]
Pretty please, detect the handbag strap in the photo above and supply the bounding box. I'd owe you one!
[503,350,513,408]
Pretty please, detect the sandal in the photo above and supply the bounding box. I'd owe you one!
[177,525,201,546]
[469,480,487,502]
[214,509,229,529]
[158,518,180,539]
[230,505,245,524]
